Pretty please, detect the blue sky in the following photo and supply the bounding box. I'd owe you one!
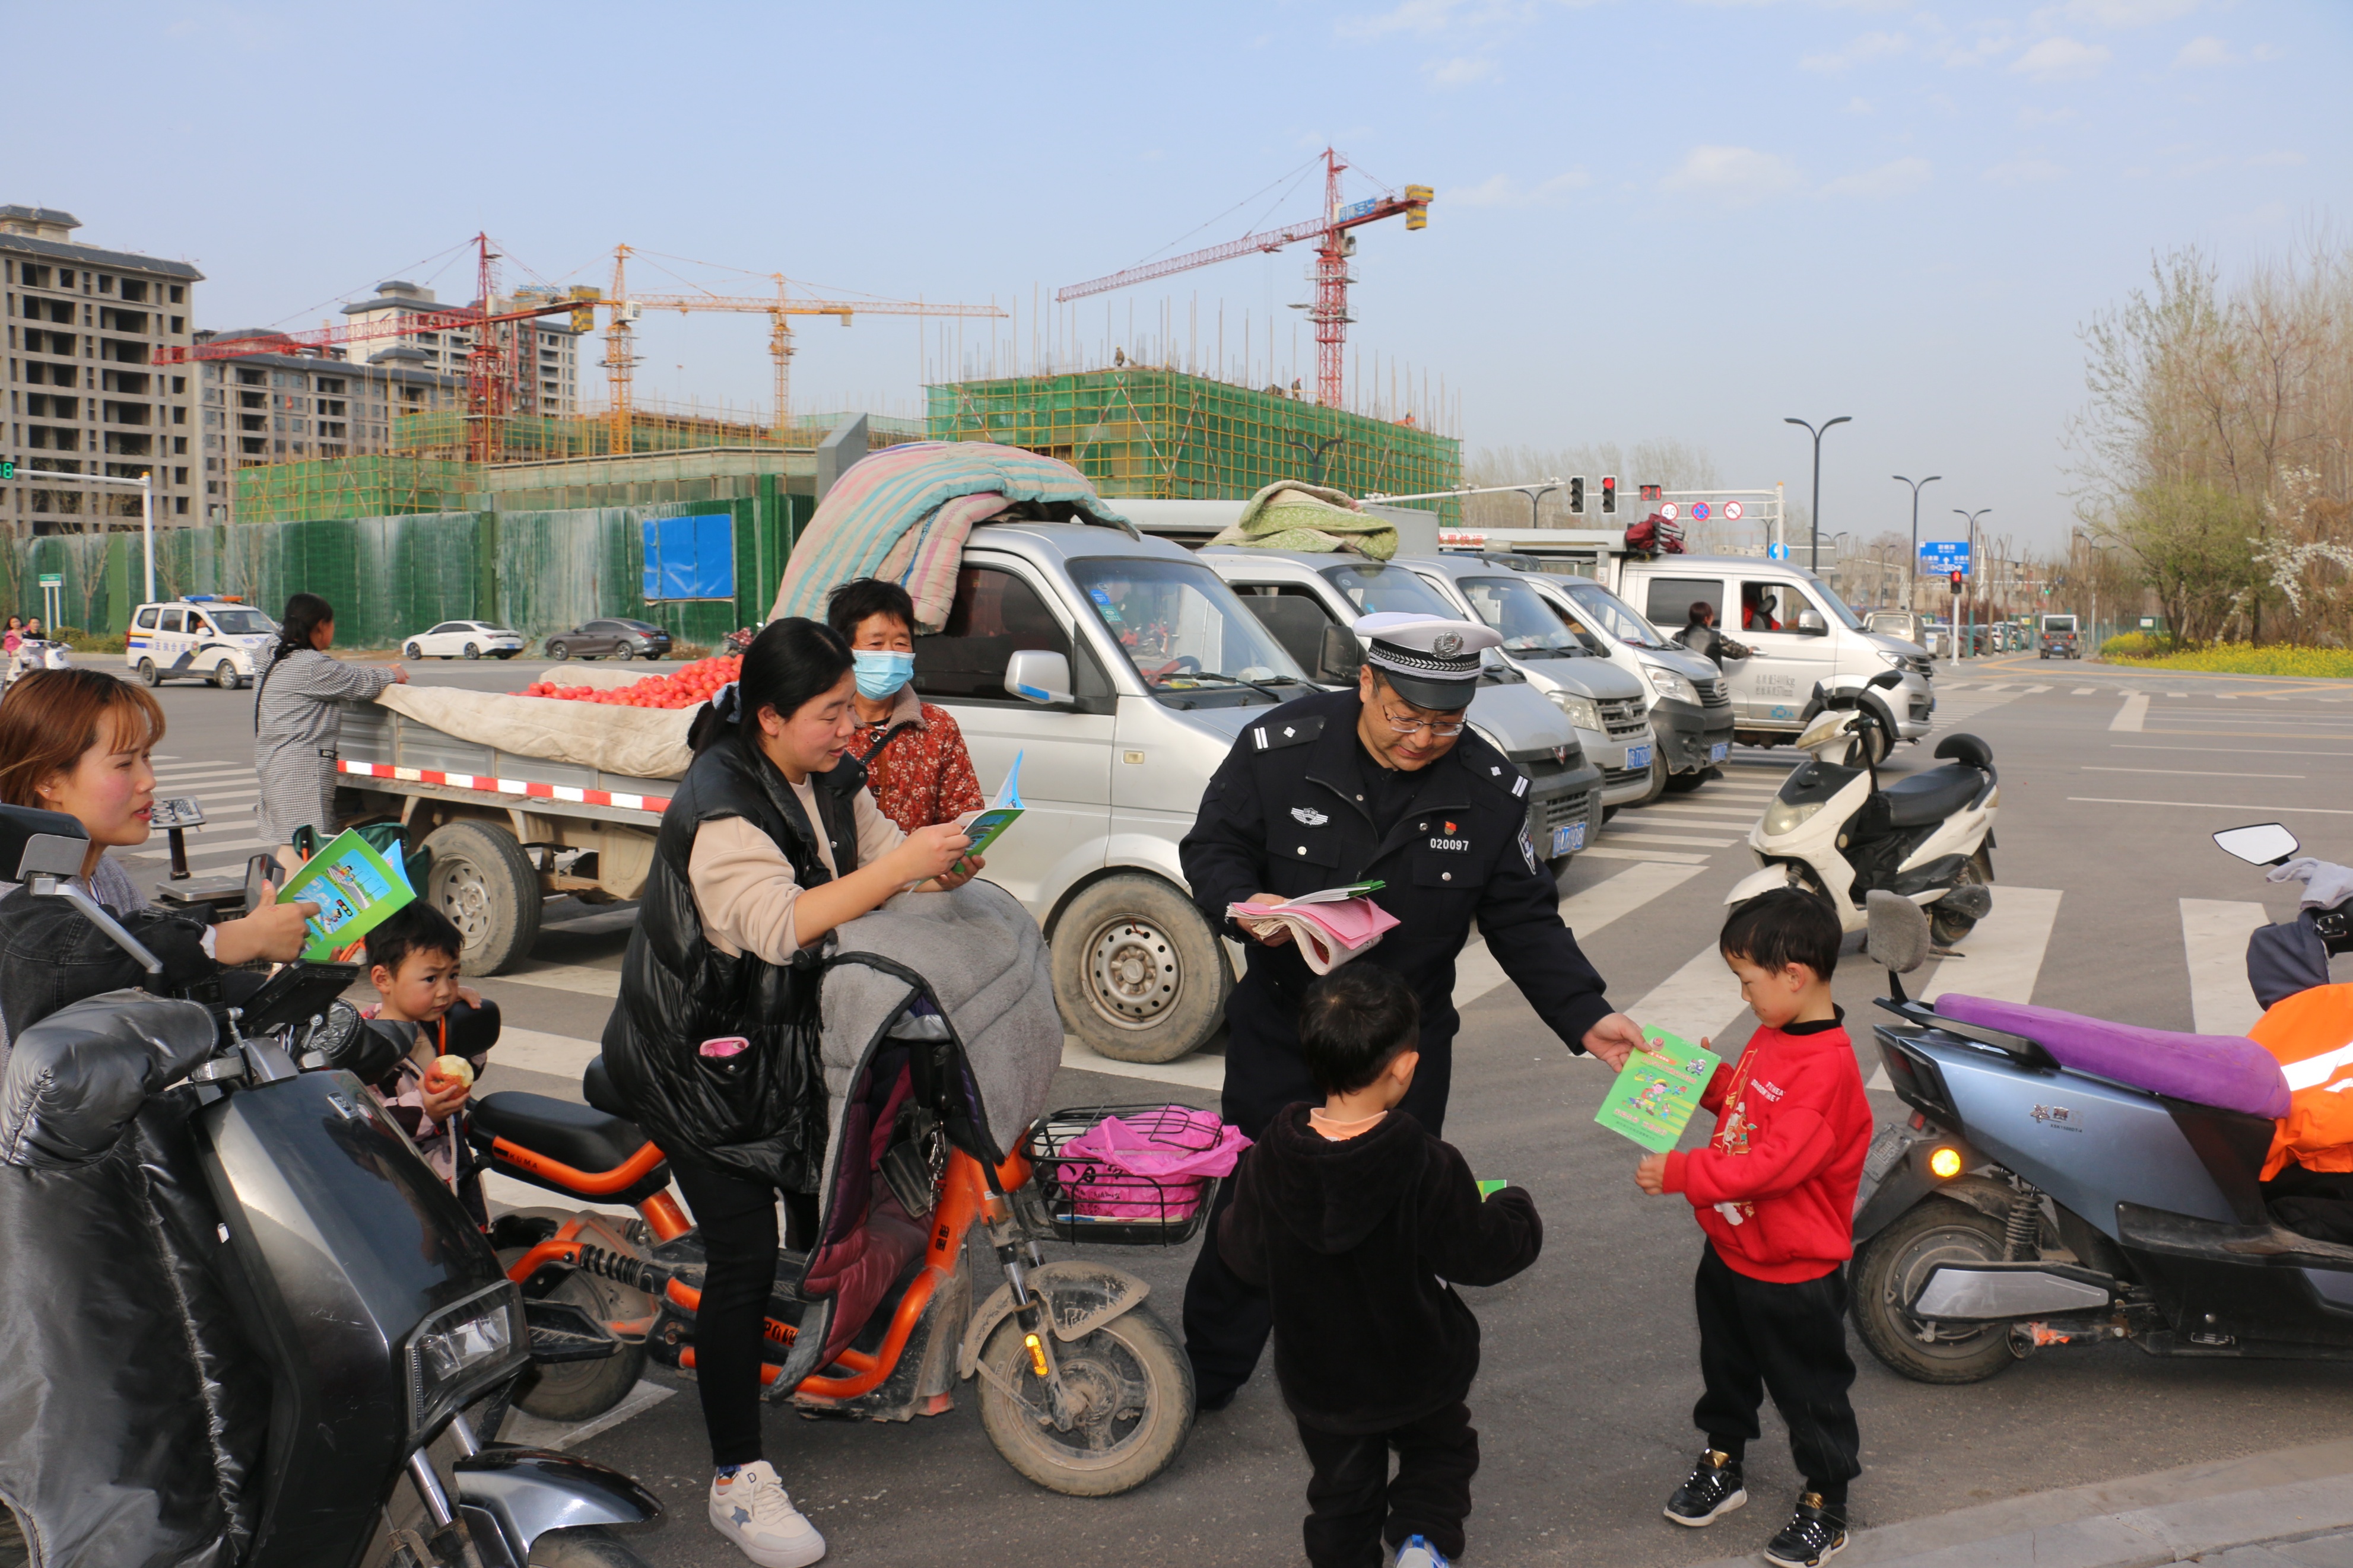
[17,1,2347,551]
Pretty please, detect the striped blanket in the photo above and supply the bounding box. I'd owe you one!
[769,441,1132,633]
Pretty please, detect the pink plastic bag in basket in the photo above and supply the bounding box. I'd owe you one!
[1060,1106,1250,1222]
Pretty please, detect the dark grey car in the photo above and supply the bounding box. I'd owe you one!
[544,618,672,661]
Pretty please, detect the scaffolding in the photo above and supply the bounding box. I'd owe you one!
[388,398,926,464]
[237,455,478,524]
[925,368,1461,514]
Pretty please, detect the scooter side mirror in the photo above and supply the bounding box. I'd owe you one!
[2215,822,2300,867]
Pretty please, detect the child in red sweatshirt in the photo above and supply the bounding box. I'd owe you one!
[1635,887,1872,1568]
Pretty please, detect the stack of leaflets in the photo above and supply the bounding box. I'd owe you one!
[1225,882,1399,974]
[955,752,1025,858]
[1594,1028,1724,1154]
[277,828,417,963]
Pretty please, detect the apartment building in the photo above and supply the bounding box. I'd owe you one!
[339,279,583,416]
[193,345,462,523]
[1,205,201,536]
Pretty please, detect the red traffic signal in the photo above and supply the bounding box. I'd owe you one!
[1948,570,1964,592]
[1600,475,1618,515]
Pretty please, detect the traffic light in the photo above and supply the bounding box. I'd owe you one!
[1600,475,1618,515]
[1640,483,1663,502]
[0,459,13,480]
[1949,570,1964,594]
[1567,476,1586,515]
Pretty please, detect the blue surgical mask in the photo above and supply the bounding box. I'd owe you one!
[853,649,915,700]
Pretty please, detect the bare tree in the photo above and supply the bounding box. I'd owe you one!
[1463,439,1724,534]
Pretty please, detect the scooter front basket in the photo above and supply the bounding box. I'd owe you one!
[1024,1103,1236,1246]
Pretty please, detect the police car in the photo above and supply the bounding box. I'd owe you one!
[125,595,279,689]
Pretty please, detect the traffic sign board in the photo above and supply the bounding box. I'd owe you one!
[37,574,61,587]
[1723,500,1744,521]
[1920,540,1971,571]
[1768,542,1789,561]
[1659,502,1679,521]
[1690,501,1711,522]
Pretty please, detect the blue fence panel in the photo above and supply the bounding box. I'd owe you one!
[643,513,735,601]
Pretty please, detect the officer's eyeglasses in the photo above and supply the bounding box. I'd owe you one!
[1378,705,1468,739]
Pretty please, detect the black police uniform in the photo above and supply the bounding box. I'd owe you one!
[1177,684,1617,1404]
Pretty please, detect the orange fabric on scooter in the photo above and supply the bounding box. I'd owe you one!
[2249,983,2353,1179]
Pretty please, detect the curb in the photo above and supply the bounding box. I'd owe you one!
[1682,1437,2353,1568]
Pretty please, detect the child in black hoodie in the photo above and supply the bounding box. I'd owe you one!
[1218,964,1544,1568]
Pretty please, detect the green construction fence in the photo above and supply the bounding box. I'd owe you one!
[2,481,809,652]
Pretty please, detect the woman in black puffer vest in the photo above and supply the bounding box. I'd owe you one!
[602,618,980,1567]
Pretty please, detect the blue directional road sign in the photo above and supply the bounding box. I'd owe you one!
[1920,540,1972,572]
[1767,541,1789,561]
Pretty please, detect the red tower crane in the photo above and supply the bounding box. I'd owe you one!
[1056,150,1431,409]
[159,234,583,463]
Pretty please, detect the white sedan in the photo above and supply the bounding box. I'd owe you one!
[401,621,526,660]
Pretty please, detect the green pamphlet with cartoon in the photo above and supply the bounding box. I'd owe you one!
[277,827,416,962]
[1594,1028,1723,1154]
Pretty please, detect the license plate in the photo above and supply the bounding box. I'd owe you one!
[1862,1123,1911,1187]
[1709,742,1730,763]
[1552,822,1586,857]
[1625,745,1652,771]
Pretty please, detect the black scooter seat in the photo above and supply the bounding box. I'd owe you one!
[1879,763,1984,828]
[471,1090,650,1176]
[583,1054,630,1119]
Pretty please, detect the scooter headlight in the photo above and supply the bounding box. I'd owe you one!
[1646,666,1700,705]
[404,1281,527,1442]
[1761,796,1826,837]
[1547,691,1602,731]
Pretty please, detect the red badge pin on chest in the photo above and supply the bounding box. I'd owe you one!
[1444,820,1457,834]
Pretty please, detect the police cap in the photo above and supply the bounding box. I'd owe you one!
[1351,612,1502,710]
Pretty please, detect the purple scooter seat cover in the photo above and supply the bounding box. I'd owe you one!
[1936,994,2290,1120]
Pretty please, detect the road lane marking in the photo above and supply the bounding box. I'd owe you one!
[1631,804,1763,819]
[1060,1035,1227,1090]
[2072,797,2353,816]
[2024,684,2052,692]
[1600,832,1740,848]
[2073,688,2096,695]
[498,1379,676,1451]
[1577,847,1709,864]
[488,1025,604,1077]
[493,962,624,999]
[2112,745,2353,758]
[1626,940,1750,1049]
[2082,766,2306,779]
[2111,694,2149,731]
[2181,899,2268,1036]
[1454,860,1711,1013]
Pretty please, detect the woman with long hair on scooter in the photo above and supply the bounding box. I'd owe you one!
[603,617,983,1568]
[0,668,315,1060]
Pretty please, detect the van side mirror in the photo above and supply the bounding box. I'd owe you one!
[1317,624,1366,683]
[1004,649,1072,706]
[1796,609,1828,635]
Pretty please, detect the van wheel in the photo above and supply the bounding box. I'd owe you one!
[421,820,544,975]
[1052,874,1230,1064]
[213,659,240,690]
[1851,1197,2018,1383]
[1635,750,1668,806]
[136,658,160,688]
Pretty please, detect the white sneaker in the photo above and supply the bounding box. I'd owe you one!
[709,1461,826,1567]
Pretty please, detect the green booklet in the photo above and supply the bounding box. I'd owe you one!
[958,752,1025,858]
[1594,1027,1723,1154]
[278,826,416,962]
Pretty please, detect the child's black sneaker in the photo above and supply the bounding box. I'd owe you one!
[1762,1493,1847,1566]
[1662,1450,1745,1527]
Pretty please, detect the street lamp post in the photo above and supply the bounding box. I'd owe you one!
[1893,473,1941,613]
[1954,507,1990,659]
[1785,415,1852,573]
[1516,478,1564,530]
[26,465,156,603]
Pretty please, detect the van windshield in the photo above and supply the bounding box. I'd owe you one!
[1319,561,1457,619]
[1560,580,1672,650]
[1808,578,1868,631]
[206,609,274,635]
[1457,575,1588,658]
[1068,556,1310,697]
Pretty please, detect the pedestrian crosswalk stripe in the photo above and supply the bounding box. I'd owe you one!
[2073,688,2095,695]
[1577,846,1709,864]
[2181,899,2266,1035]
[1454,861,1713,1015]
[2111,694,2149,732]
[1602,831,1740,849]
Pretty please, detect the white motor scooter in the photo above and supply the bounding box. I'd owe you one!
[1726,671,1999,944]
[4,638,69,689]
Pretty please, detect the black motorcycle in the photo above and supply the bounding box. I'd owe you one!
[0,803,662,1568]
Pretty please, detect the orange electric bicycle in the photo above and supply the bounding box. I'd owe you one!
[467,1020,1206,1497]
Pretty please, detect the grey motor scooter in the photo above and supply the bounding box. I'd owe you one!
[1849,830,2353,1385]
[0,803,661,1567]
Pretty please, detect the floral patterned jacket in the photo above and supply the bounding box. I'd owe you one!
[855,686,986,832]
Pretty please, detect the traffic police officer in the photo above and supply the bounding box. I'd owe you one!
[1178,612,1646,1409]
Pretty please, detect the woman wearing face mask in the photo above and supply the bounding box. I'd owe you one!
[603,616,981,1568]
[824,577,984,834]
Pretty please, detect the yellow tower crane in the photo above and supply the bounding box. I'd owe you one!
[596,244,1004,453]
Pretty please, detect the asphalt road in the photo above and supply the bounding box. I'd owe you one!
[103,648,2353,1568]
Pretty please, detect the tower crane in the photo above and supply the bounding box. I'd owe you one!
[1056,149,1430,409]
[598,245,1005,451]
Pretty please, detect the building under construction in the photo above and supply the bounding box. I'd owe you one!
[925,367,1460,516]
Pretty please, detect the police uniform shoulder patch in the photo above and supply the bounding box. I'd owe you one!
[1519,822,1538,873]
[1250,713,1325,752]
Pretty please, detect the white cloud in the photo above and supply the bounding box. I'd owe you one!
[1336,0,1535,41]
[2246,150,2306,168]
[1847,96,1875,113]
[2031,0,2197,26]
[2172,35,2240,66]
[1801,30,1907,72]
[1451,170,1593,208]
[2010,36,2110,80]
[2173,155,2230,177]
[1984,156,2068,185]
[1938,30,2018,67]
[1660,145,1803,207]
[2018,104,2077,125]
[1819,157,1932,199]
[1427,55,1497,86]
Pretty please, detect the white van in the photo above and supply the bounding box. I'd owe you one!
[126,596,279,689]
[1510,568,1737,789]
